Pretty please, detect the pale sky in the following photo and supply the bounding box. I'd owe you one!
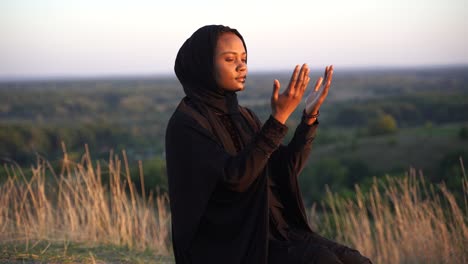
[1,0,467,79]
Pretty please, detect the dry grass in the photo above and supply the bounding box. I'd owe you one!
[309,163,468,264]
[1,146,467,263]
[0,144,170,255]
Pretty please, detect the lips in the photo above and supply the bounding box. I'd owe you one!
[236,76,247,83]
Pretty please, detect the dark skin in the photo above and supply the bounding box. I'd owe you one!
[271,64,334,125]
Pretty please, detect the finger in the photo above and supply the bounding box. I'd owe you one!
[323,65,329,81]
[288,65,300,95]
[321,66,334,98]
[302,75,311,95]
[320,65,333,92]
[272,79,280,102]
[292,64,307,96]
[314,77,323,92]
[325,65,334,87]
[302,68,311,93]
[295,64,308,96]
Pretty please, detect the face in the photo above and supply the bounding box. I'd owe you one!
[213,32,248,92]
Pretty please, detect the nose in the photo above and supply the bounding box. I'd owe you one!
[237,61,247,72]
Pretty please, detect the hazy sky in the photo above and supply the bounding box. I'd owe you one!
[1,0,467,79]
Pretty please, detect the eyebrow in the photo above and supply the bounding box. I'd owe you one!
[219,51,247,56]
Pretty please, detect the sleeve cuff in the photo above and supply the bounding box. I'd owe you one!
[256,115,288,154]
[297,115,319,141]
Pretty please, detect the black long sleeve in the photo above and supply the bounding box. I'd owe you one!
[270,117,319,184]
[167,113,288,193]
[222,116,288,192]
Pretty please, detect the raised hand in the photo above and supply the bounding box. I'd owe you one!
[271,64,310,124]
[305,65,333,116]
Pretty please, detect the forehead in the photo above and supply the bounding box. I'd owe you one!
[215,32,246,54]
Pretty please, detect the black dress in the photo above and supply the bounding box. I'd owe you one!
[166,24,372,264]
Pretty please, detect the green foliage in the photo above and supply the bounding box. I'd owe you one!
[328,94,468,128]
[341,158,372,187]
[367,114,398,136]
[299,157,373,204]
[131,157,168,194]
[459,125,468,140]
[334,106,370,126]
[0,123,133,164]
[436,150,467,191]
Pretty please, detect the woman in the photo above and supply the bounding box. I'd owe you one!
[166,25,371,264]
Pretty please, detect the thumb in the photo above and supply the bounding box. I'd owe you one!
[272,79,280,101]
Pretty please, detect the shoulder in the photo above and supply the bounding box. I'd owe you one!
[166,97,214,138]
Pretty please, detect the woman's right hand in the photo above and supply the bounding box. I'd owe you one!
[271,64,310,124]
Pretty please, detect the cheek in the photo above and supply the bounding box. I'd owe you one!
[215,64,230,83]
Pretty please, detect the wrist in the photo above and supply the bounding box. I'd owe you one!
[303,109,319,125]
[272,113,287,124]
[304,117,318,125]
[303,109,319,118]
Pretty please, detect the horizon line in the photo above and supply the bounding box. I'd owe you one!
[1,64,467,83]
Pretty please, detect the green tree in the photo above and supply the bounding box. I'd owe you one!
[300,158,348,203]
[436,150,467,192]
[341,158,372,188]
[367,113,398,136]
[459,125,468,140]
[131,158,168,195]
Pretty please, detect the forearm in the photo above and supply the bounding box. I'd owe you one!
[287,114,319,153]
[223,116,288,192]
[271,115,319,181]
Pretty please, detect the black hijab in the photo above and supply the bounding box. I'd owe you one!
[174,24,255,154]
[174,24,247,115]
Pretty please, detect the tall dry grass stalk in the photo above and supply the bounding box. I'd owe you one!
[309,166,468,264]
[2,147,467,263]
[0,144,170,254]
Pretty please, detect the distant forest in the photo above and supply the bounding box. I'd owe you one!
[1,66,468,203]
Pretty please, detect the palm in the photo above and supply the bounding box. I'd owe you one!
[271,64,310,124]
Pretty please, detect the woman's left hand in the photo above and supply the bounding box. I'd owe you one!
[305,65,334,117]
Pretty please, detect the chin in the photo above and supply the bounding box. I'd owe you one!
[226,86,244,92]
[221,83,245,92]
